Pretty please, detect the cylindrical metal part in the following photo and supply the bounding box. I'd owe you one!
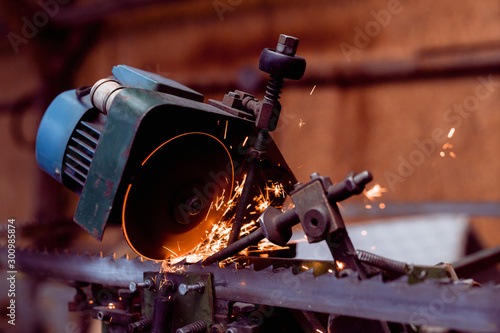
[129,279,153,292]
[128,317,153,333]
[178,282,204,296]
[203,229,265,266]
[327,171,373,203]
[90,78,124,115]
[356,250,407,274]
[176,320,207,333]
[228,131,269,245]
[204,206,301,266]
[151,297,173,333]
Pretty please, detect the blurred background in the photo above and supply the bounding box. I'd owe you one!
[0,0,500,332]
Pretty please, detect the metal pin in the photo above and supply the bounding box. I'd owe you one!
[129,279,153,292]
[178,282,205,295]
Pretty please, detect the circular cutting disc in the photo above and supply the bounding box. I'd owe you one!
[122,132,234,260]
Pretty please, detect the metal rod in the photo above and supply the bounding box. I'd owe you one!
[452,245,500,277]
[203,229,265,266]
[227,131,268,245]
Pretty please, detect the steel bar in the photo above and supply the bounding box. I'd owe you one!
[452,245,500,277]
[3,248,500,332]
[341,201,500,219]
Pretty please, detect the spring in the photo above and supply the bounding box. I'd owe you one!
[264,77,284,104]
[356,249,407,274]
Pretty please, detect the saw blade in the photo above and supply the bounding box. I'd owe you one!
[122,132,234,261]
[3,247,500,332]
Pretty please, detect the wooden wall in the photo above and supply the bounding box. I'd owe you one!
[1,0,500,247]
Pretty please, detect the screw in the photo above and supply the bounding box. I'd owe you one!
[128,317,153,333]
[226,328,239,333]
[178,281,205,295]
[263,34,300,106]
[129,279,153,292]
[257,34,305,131]
[176,320,207,333]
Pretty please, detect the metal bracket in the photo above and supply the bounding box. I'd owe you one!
[144,271,214,331]
[291,173,366,277]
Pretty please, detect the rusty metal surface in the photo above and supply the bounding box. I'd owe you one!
[4,247,500,332]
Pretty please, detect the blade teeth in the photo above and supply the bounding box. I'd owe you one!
[190,258,203,266]
[106,253,116,260]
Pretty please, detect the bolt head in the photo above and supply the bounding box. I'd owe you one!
[129,281,138,292]
[277,34,299,56]
[179,284,188,295]
[278,34,299,47]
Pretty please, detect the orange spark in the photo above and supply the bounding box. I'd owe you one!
[298,119,306,129]
[336,261,344,270]
[379,203,386,209]
[447,128,455,138]
[440,151,445,157]
[163,178,288,267]
[364,184,387,201]
[310,85,316,95]
[449,151,456,158]
[163,246,178,256]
